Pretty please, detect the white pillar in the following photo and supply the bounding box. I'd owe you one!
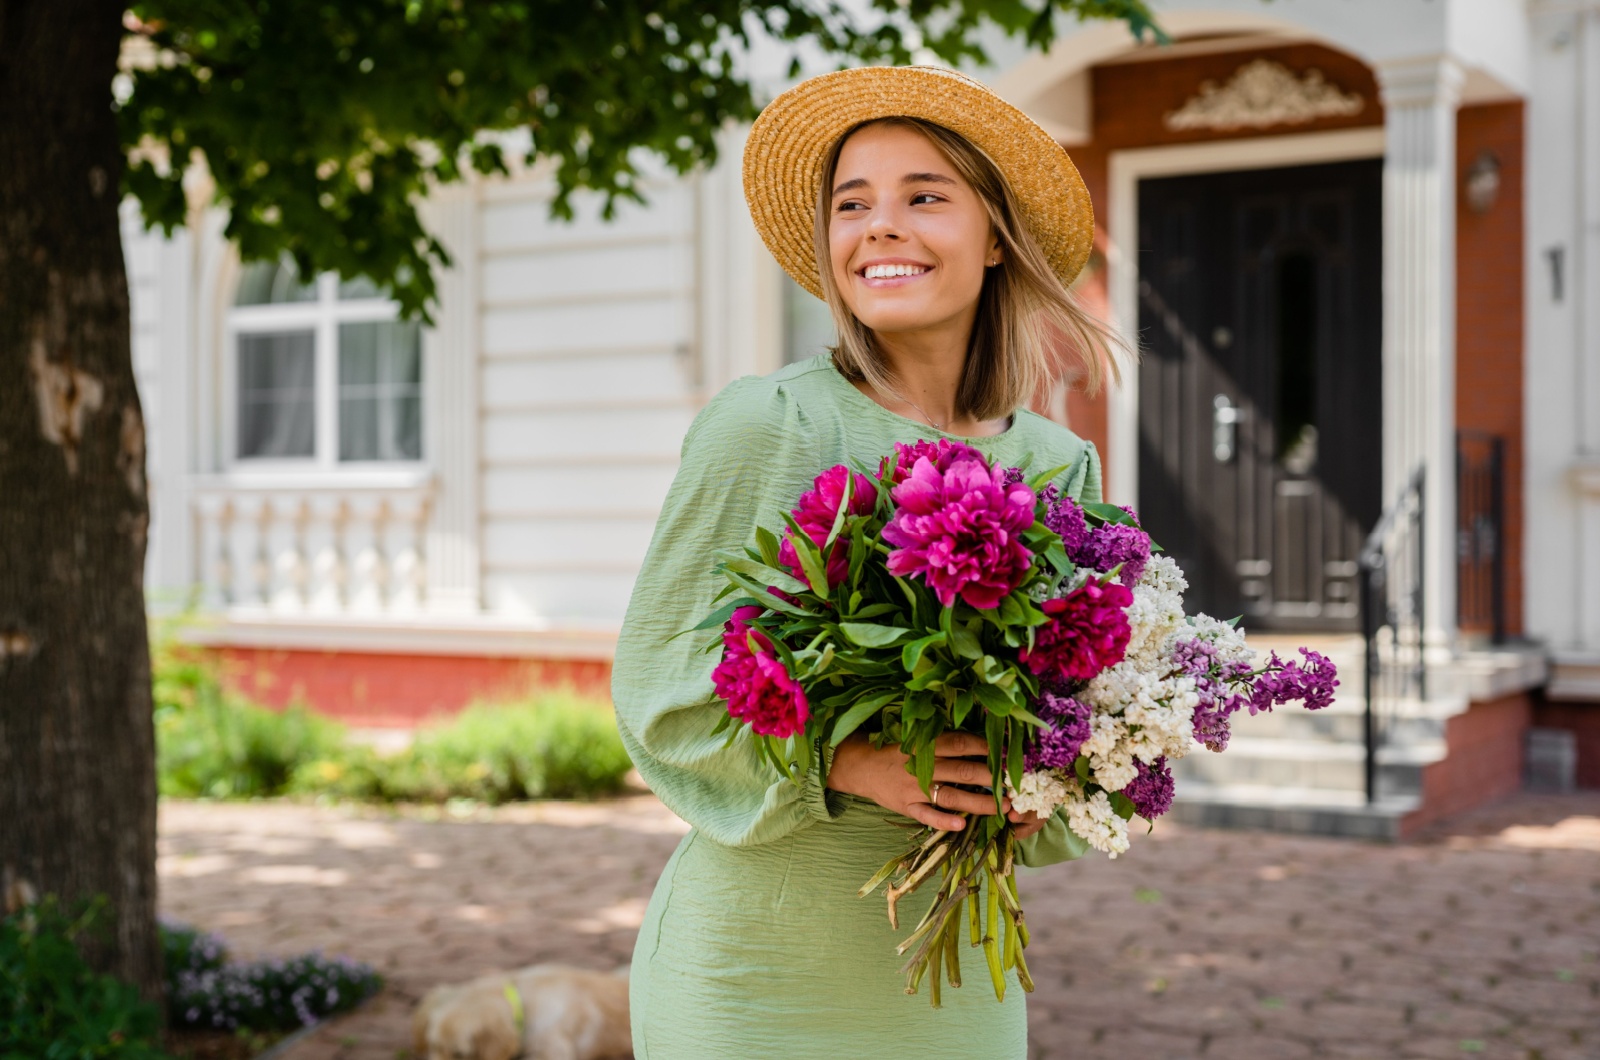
[1376,56,1464,654]
[419,185,482,615]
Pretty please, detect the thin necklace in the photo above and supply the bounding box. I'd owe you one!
[899,393,949,432]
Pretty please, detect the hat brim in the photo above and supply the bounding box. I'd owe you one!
[742,65,1094,302]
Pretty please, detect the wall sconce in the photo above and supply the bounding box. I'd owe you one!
[1465,151,1501,214]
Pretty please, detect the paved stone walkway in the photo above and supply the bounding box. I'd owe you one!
[157,793,1600,1060]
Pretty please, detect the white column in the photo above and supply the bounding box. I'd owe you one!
[1376,56,1464,654]
[1576,9,1600,653]
[419,185,482,615]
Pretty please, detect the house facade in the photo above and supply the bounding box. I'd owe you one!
[129,0,1600,830]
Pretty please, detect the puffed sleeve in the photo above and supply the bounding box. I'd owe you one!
[1017,437,1102,869]
[611,376,844,847]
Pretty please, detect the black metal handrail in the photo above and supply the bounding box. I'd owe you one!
[1359,466,1426,805]
[1456,430,1506,643]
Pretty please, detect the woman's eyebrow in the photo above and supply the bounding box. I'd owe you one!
[831,172,958,197]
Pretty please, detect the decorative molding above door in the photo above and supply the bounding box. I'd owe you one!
[1165,60,1365,132]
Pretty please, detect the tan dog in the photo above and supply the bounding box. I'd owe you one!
[412,963,632,1060]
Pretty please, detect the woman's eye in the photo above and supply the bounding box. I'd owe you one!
[911,192,943,205]
[836,200,865,212]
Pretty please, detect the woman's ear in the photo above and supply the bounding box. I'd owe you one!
[987,232,1005,268]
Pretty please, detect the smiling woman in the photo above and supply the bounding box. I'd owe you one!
[613,65,1124,1059]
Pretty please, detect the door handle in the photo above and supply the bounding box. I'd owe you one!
[1213,394,1242,463]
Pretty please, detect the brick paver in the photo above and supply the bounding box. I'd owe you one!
[157,793,1600,1059]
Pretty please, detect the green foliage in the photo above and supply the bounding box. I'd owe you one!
[289,695,636,803]
[0,898,171,1060]
[117,0,1160,319]
[153,638,345,799]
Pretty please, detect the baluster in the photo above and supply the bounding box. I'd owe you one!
[267,496,308,612]
[386,493,428,612]
[229,495,267,608]
[304,495,346,613]
[345,494,386,613]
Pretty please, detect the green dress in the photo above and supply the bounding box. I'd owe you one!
[612,354,1097,1059]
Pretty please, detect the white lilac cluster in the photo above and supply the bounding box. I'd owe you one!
[1181,611,1256,669]
[1009,768,1076,818]
[1064,789,1130,858]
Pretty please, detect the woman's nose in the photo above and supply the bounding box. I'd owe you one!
[866,205,905,241]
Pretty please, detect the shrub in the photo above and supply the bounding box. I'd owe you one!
[1,897,171,1059]
[289,693,634,803]
[153,637,344,800]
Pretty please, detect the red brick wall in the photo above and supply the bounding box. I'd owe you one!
[1400,692,1531,837]
[1454,102,1526,638]
[1052,43,1384,494]
[214,647,613,728]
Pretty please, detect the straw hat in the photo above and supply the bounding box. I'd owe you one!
[742,65,1094,301]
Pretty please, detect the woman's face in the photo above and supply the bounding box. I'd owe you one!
[827,123,1002,343]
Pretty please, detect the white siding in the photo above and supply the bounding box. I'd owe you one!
[476,178,702,630]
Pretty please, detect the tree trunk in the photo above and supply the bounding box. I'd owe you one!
[0,0,161,1004]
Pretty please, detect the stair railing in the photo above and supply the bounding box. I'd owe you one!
[1358,466,1426,805]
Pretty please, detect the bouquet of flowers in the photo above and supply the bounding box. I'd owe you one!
[691,438,1337,1005]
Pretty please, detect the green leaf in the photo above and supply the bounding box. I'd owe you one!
[912,739,936,794]
[839,622,915,648]
[1083,502,1139,527]
[1074,755,1091,784]
[754,525,781,569]
[901,632,946,671]
[716,554,811,597]
[1109,791,1137,821]
[822,467,854,553]
[948,619,983,660]
[724,571,810,616]
[951,689,975,728]
[1025,462,1073,492]
[780,511,831,597]
[673,597,760,640]
[1007,717,1025,790]
[829,690,899,747]
[972,683,1013,717]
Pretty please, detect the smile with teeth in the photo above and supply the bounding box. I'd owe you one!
[861,263,931,279]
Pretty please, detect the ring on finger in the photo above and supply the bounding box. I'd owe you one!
[931,782,942,808]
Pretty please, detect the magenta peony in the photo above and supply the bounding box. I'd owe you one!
[711,606,810,738]
[881,438,983,485]
[882,455,1037,609]
[1019,579,1135,683]
[778,464,876,589]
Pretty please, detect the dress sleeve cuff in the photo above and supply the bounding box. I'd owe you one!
[801,737,846,823]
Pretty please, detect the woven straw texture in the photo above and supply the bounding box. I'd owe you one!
[742,65,1094,301]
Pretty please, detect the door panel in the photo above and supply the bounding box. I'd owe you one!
[1136,160,1382,631]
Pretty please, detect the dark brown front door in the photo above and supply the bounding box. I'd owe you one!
[1136,159,1382,631]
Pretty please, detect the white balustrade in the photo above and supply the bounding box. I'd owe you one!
[190,481,435,615]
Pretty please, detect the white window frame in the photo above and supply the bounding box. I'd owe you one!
[223,270,426,476]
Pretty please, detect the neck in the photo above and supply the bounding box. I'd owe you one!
[874,328,967,427]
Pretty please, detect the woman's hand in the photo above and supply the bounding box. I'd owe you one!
[827,731,1045,836]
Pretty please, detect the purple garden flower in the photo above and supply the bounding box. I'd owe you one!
[883,454,1037,609]
[1024,692,1092,771]
[1044,495,1151,584]
[1043,495,1092,557]
[1124,756,1175,819]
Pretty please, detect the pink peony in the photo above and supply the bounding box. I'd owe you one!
[711,606,810,738]
[779,464,876,589]
[880,438,984,485]
[882,455,1037,609]
[1019,579,1134,683]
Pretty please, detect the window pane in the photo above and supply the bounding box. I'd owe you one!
[337,274,383,300]
[338,321,422,461]
[237,332,316,458]
[235,259,317,306]
[783,274,835,364]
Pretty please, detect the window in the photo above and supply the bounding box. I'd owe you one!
[229,259,423,466]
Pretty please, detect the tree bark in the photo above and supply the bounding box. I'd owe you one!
[0,0,161,1003]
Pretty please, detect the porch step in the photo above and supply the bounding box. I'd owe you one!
[1167,780,1418,841]
[1171,735,1445,799]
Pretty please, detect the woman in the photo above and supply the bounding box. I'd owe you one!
[612,66,1124,1057]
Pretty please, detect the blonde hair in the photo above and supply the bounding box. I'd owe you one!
[813,116,1126,422]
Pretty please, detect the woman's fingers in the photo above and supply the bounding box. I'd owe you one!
[931,731,989,759]
[906,801,969,832]
[931,757,993,788]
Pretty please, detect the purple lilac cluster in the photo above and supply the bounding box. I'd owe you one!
[1042,496,1151,586]
[1023,691,1092,771]
[1123,756,1175,819]
[1172,636,1251,752]
[1248,648,1340,714]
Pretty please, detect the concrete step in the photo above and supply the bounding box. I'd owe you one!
[1170,736,1445,797]
[1168,779,1418,840]
[1230,694,1461,745]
